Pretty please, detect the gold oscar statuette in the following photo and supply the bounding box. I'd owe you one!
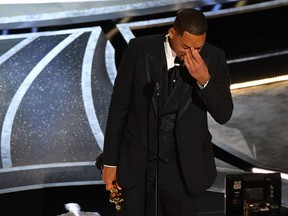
[109,180,124,211]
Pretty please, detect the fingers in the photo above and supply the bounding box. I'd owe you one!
[184,48,198,71]
[116,181,122,190]
[191,48,202,62]
[105,182,114,191]
[102,166,122,191]
[186,48,202,63]
[184,49,194,70]
[106,180,122,191]
[183,48,209,82]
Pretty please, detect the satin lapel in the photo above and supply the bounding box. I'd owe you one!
[177,56,210,119]
[144,51,164,118]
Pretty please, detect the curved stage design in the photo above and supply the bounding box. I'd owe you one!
[0,0,288,213]
[0,27,116,193]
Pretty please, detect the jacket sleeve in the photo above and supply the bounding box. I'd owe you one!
[102,39,137,166]
[197,48,233,124]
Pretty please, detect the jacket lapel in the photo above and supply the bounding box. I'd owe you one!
[144,38,211,120]
[144,46,165,118]
[177,79,193,119]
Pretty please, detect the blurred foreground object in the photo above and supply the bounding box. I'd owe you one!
[58,203,101,216]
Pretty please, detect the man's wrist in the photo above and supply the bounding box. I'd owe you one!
[197,73,210,87]
[197,79,209,89]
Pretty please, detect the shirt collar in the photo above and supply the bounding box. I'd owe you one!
[164,34,177,70]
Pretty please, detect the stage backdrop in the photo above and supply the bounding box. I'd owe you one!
[0,26,118,194]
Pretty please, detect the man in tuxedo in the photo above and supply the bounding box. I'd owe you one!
[101,8,233,216]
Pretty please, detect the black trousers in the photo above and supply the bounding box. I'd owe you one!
[116,158,199,216]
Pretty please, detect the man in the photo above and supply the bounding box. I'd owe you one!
[102,8,233,216]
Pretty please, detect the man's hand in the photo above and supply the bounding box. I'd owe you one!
[102,166,121,191]
[183,48,210,85]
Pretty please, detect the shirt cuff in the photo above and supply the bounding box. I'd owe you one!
[197,80,209,89]
[104,164,117,168]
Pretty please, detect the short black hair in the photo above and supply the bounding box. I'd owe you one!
[174,9,207,36]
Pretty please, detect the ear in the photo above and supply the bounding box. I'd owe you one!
[168,28,176,39]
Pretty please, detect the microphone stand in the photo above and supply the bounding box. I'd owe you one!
[144,82,160,216]
[155,82,160,216]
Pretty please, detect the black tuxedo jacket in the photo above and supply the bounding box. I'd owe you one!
[103,33,233,195]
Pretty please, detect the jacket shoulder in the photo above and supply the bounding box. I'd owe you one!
[203,42,226,56]
[129,34,165,49]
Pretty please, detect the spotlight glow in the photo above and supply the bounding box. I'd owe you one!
[231,74,288,90]
[252,167,288,180]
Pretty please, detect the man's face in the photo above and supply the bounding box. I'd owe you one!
[168,28,206,62]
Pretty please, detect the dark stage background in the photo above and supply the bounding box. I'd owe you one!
[0,0,288,215]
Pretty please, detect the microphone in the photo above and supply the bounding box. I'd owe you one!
[143,82,161,99]
[155,82,160,96]
[143,81,161,216]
